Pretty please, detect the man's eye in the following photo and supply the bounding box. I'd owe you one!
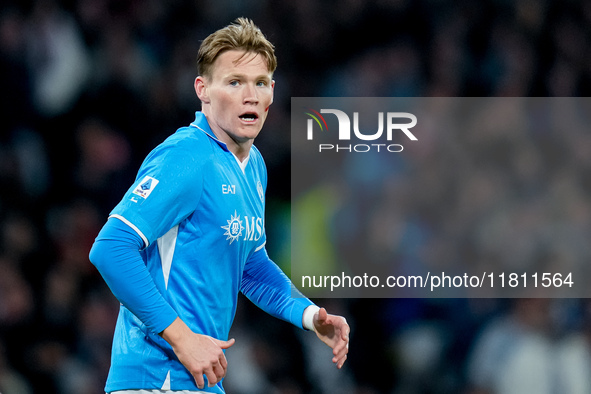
[229,80,239,86]
[257,81,268,87]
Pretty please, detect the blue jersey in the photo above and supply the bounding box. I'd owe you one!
[91,112,312,392]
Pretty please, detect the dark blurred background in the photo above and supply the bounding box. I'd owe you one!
[1,0,591,393]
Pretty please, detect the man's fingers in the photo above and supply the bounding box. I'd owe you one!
[317,307,328,323]
[205,366,219,388]
[331,322,349,367]
[194,373,205,390]
[311,310,350,369]
[333,341,348,359]
[219,351,228,370]
[337,354,348,369]
[191,361,226,389]
[213,361,226,380]
[332,341,348,361]
[187,337,233,389]
[213,337,236,349]
[332,341,346,354]
[342,323,350,338]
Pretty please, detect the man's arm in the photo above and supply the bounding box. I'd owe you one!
[89,217,234,389]
[89,217,178,333]
[241,246,313,328]
[241,247,350,368]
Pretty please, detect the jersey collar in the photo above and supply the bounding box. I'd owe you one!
[189,111,230,152]
[189,111,251,173]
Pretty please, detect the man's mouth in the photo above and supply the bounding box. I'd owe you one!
[239,113,258,122]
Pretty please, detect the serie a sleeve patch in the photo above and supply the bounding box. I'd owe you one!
[132,175,159,200]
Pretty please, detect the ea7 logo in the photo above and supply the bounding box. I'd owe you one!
[306,109,417,141]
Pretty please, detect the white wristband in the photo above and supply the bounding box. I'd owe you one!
[302,305,320,331]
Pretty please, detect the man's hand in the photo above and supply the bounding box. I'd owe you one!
[313,307,350,369]
[161,317,235,389]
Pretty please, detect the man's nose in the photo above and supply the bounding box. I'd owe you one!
[243,84,258,104]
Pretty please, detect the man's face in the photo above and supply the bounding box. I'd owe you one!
[196,50,274,148]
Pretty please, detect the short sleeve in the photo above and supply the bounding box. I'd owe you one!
[110,140,207,246]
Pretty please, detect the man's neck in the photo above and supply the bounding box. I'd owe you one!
[230,143,251,162]
[201,113,253,161]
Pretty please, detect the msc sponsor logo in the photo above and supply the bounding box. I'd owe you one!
[304,108,417,153]
[221,210,264,245]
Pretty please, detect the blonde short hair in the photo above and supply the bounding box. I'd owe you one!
[197,17,277,78]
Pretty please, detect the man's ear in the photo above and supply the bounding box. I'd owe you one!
[270,79,275,105]
[194,76,209,103]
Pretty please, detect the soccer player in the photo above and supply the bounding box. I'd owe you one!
[89,17,349,393]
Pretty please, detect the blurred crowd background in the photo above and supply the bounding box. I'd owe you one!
[1,0,591,393]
